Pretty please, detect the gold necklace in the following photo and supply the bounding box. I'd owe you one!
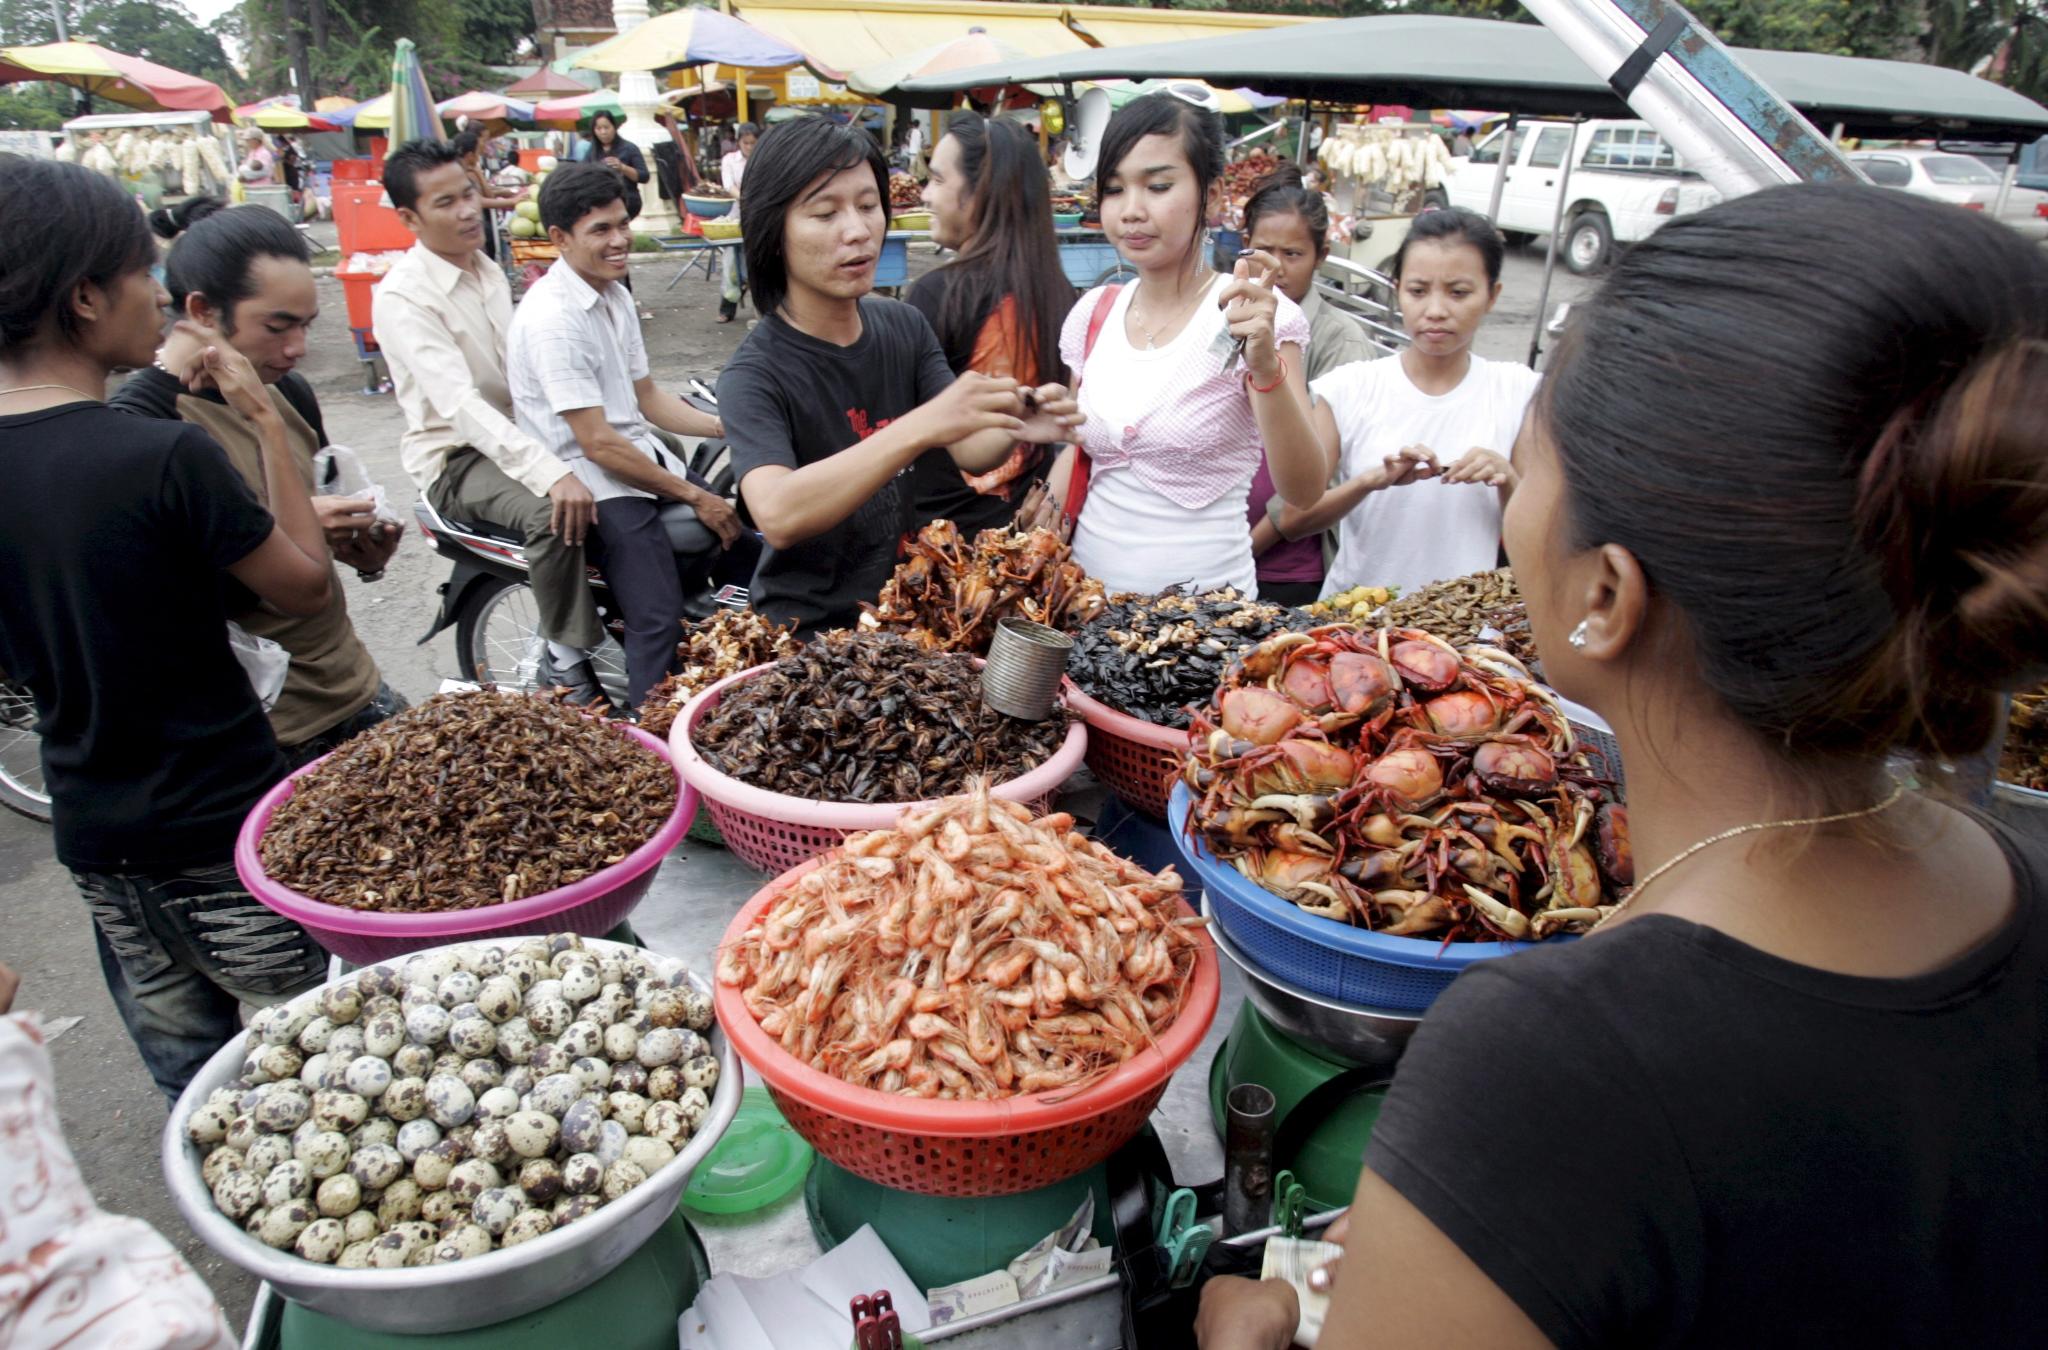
[0,383,100,403]
[1130,274,1211,350]
[1592,780,1909,933]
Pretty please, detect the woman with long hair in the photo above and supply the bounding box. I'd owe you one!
[0,159,333,1100]
[904,113,1077,534]
[1045,93,1326,598]
[583,110,649,221]
[1196,182,2048,1349]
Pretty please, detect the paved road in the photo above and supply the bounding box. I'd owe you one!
[0,229,1591,1332]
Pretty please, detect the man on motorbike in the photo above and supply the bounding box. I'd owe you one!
[373,139,612,708]
[507,162,739,708]
[110,204,409,767]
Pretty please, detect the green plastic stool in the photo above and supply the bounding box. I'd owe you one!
[264,1203,709,1348]
[1207,1002,1387,1212]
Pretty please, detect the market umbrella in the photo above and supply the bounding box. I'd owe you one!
[388,38,445,148]
[573,7,810,76]
[438,91,535,123]
[0,40,230,119]
[313,95,356,113]
[327,93,392,130]
[504,65,595,97]
[235,98,341,132]
[848,29,1032,98]
[535,88,623,125]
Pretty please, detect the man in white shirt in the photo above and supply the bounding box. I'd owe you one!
[716,122,757,324]
[507,162,739,707]
[371,139,611,707]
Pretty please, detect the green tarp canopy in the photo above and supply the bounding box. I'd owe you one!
[899,14,2048,142]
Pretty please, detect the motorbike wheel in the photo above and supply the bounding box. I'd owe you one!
[0,678,52,823]
[454,576,631,707]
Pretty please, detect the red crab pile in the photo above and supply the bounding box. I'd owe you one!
[1182,626,1631,942]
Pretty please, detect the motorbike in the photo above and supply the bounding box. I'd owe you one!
[417,388,758,709]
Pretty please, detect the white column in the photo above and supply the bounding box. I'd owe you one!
[610,0,680,234]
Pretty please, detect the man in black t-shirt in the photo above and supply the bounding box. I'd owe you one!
[715,116,1077,635]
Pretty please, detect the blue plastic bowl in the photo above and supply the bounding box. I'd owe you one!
[684,193,734,219]
[1167,782,1563,1013]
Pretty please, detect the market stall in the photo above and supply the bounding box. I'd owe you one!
[59,108,234,205]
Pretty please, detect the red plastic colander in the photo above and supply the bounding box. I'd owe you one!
[1064,683,1192,820]
[713,859,1221,1197]
[671,664,1089,875]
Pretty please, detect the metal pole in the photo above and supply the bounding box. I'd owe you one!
[1484,112,1517,224]
[1222,1084,1277,1238]
[1993,152,2018,222]
[1528,119,1579,368]
[1297,100,1314,167]
[51,0,67,40]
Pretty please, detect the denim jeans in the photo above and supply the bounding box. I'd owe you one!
[280,681,411,772]
[73,859,327,1102]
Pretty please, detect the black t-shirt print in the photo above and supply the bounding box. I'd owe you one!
[718,298,955,634]
[0,402,282,869]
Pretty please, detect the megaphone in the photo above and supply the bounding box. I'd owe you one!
[1062,87,1112,182]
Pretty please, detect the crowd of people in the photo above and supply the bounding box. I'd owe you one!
[0,86,2044,1347]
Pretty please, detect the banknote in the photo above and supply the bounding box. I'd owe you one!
[1261,1236,1345,1347]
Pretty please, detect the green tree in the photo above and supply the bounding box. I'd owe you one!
[234,0,537,100]
[0,0,242,123]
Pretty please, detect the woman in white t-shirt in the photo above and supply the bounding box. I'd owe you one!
[1045,93,1327,597]
[1276,208,1539,597]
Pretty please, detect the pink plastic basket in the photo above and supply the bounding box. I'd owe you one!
[236,725,695,966]
[1064,683,1191,820]
[670,663,1089,875]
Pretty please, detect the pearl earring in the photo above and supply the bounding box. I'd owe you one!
[1568,621,1590,650]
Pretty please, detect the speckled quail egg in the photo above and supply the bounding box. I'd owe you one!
[679,988,714,1033]
[634,1027,684,1069]
[342,1210,380,1244]
[211,1168,262,1220]
[609,1060,649,1095]
[621,1136,674,1176]
[258,1200,315,1250]
[376,1178,424,1227]
[413,1138,462,1191]
[676,1087,710,1131]
[646,1066,682,1102]
[255,1044,305,1082]
[186,1100,234,1146]
[246,1134,292,1178]
[445,1122,478,1152]
[201,1147,244,1189]
[554,1194,603,1227]
[337,1239,375,1269]
[599,1021,640,1063]
[298,1052,336,1091]
[315,1173,361,1217]
[471,1186,522,1237]
[424,1075,475,1128]
[475,977,522,1024]
[318,980,361,1022]
[394,1118,441,1162]
[525,995,572,1039]
[496,1021,538,1069]
[369,1225,425,1269]
[243,1207,269,1237]
[343,1055,393,1100]
[256,1003,311,1047]
[503,1110,559,1160]
[501,1065,538,1098]
[568,1057,611,1094]
[431,1051,467,1080]
[446,1016,496,1059]
[558,963,601,1004]
[527,1042,572,1078]
[595,1119,629,1166]
[501,1209,554,1247]
[643,1101,689,1148]
[681,1055,720,1093]
[311,1090,369,1133]
[356,966,399,999]
[405,1004,452,1047]
[294,1217,347,1264]
[516,1156,563,1205]
[467,946,505,978]
[502,953,544,992]
[361,993,403,1021]
[419,1190,460,1226]
[295,1016,335,1055]
[381,1076,428,1123]
[437,971,481,1010]
[347,1143,405,1190]
[468,1119,513,1167]
[600,1160,646,1202]
[558,1098,604,1154]
[294,1130,351,1179]
[643,990,686,1030]
[527,1072,581,1119]
[605,1092,649,1135]
[557,1020,603,1058]
[260,1160,313,1209]
[475,1085,520,1123]
[407,950,459,989]
[445,1158,501,1204]
[352,1118,399,1152]
[458,1057,503,1095]
[362,1011,405,1059]
[391,1043,436,1080]
[560,1153,604,1196]
[433,1223,493,1263]
[325,1024,367,1063]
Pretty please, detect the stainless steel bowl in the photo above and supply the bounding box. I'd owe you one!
[1202,894,1422,1071]
[162,936,742,1336]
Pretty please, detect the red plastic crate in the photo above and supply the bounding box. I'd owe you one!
[330,158,375,182]
[334,183,413,255]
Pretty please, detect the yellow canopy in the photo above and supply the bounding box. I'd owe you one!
[730,0,1085,79]
[1061,5,1312,50]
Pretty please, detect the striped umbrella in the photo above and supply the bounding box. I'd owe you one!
[535,88,623,126]
[0,40,230,118]
[438,91,536,124]
[235,97,341,132]
[387,38,444,149]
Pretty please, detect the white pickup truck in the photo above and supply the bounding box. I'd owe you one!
[1433,119,1723,273]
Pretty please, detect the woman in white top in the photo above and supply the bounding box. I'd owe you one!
[717,121,758,324]
[1277,208,1540,597]
[1046,93,1327,598]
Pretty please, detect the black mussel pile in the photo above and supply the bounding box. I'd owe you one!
[1068,589,1317,728]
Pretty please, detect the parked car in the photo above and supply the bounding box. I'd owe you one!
[1435,118,1721,274]
[1846,147,2048,223]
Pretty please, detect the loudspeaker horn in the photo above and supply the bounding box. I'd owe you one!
[1062,86,1112,182]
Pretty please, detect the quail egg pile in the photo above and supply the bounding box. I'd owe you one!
[182,935,719,1269]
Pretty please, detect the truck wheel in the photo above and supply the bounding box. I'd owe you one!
[1564,211,1613,275]
[1502,230,1535,249]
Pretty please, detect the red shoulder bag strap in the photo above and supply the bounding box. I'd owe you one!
[1061,283,1122,529]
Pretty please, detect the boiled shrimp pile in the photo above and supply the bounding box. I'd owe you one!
[1184,626,1632,941]
[860,520,1107,654]
[717,781,1204,1100]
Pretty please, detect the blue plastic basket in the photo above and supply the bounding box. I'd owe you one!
[1167,783,1564,1013]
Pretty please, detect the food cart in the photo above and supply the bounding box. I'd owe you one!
[61,108,235,205]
